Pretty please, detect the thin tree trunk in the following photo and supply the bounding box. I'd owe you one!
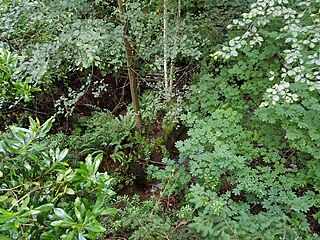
[163,0,169,93]
[117,0,142,133]
[169,0,181,93]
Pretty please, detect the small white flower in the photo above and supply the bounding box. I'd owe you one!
[276,84,284,91]
[292,94,299,101]
[282,81,290,88]
[272,95,280,101]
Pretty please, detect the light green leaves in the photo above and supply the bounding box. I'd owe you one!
[53,208,74,222]
[0,117,54,157]
[0,118,116,239]
[212,0,319,107]
[50,196,115,240]
[0,48,39,109]
[68,153,114,193]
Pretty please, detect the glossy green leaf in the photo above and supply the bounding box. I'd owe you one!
[50,220,74,228]
[35,203,54,212]
[78,232,86,240]
[85,225,106,232]
[93,153,103,174]
[0,196,8,202]
[53,208,74,222]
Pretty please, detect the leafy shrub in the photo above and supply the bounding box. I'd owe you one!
[0,117,117,239]
[0,48,39,109]
[53,111,136,169]
[1,0,319,239]
[173,74,319,238]
[113,193,195,240]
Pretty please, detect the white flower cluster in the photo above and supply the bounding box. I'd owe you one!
[212,0,318,108]
[212,1,285,60]
[305,71,320,91]
[260,80,299,107]
[212,31,264,60]
[92,80,108,98]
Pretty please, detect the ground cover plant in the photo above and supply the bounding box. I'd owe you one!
[0,0,319,239]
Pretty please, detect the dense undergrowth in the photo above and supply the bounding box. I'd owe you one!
[1,0,320,239]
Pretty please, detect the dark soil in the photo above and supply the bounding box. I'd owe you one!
[307,206,320,234]
[117,183,156,201]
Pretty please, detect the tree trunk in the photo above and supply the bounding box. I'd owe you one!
[169,0,181,94]
[117,0,142,133]
[163,0,169,93]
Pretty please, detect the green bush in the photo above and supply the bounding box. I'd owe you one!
[0,118,117,239]
[0,48,39,109]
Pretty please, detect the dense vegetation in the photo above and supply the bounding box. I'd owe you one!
[0,0,319,239]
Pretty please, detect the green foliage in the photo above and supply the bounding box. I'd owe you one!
[0,48,39,109]
[56,111,136,169]
[54,89,181,172]
[186,0,254,46]
[213,0,320,106]
[1,0,125,119]
[67,154,113,192]
[0,0,207,119]
[0,118,117,239]
[1,0,319,239]
[173,74,319,237]
[1,0,123,75]
[124,0,204,74]
[46,196,115,240]
[147,158,190,197]
[138,90,165,125]
[116,196,173,240]
[114,194,194,240]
